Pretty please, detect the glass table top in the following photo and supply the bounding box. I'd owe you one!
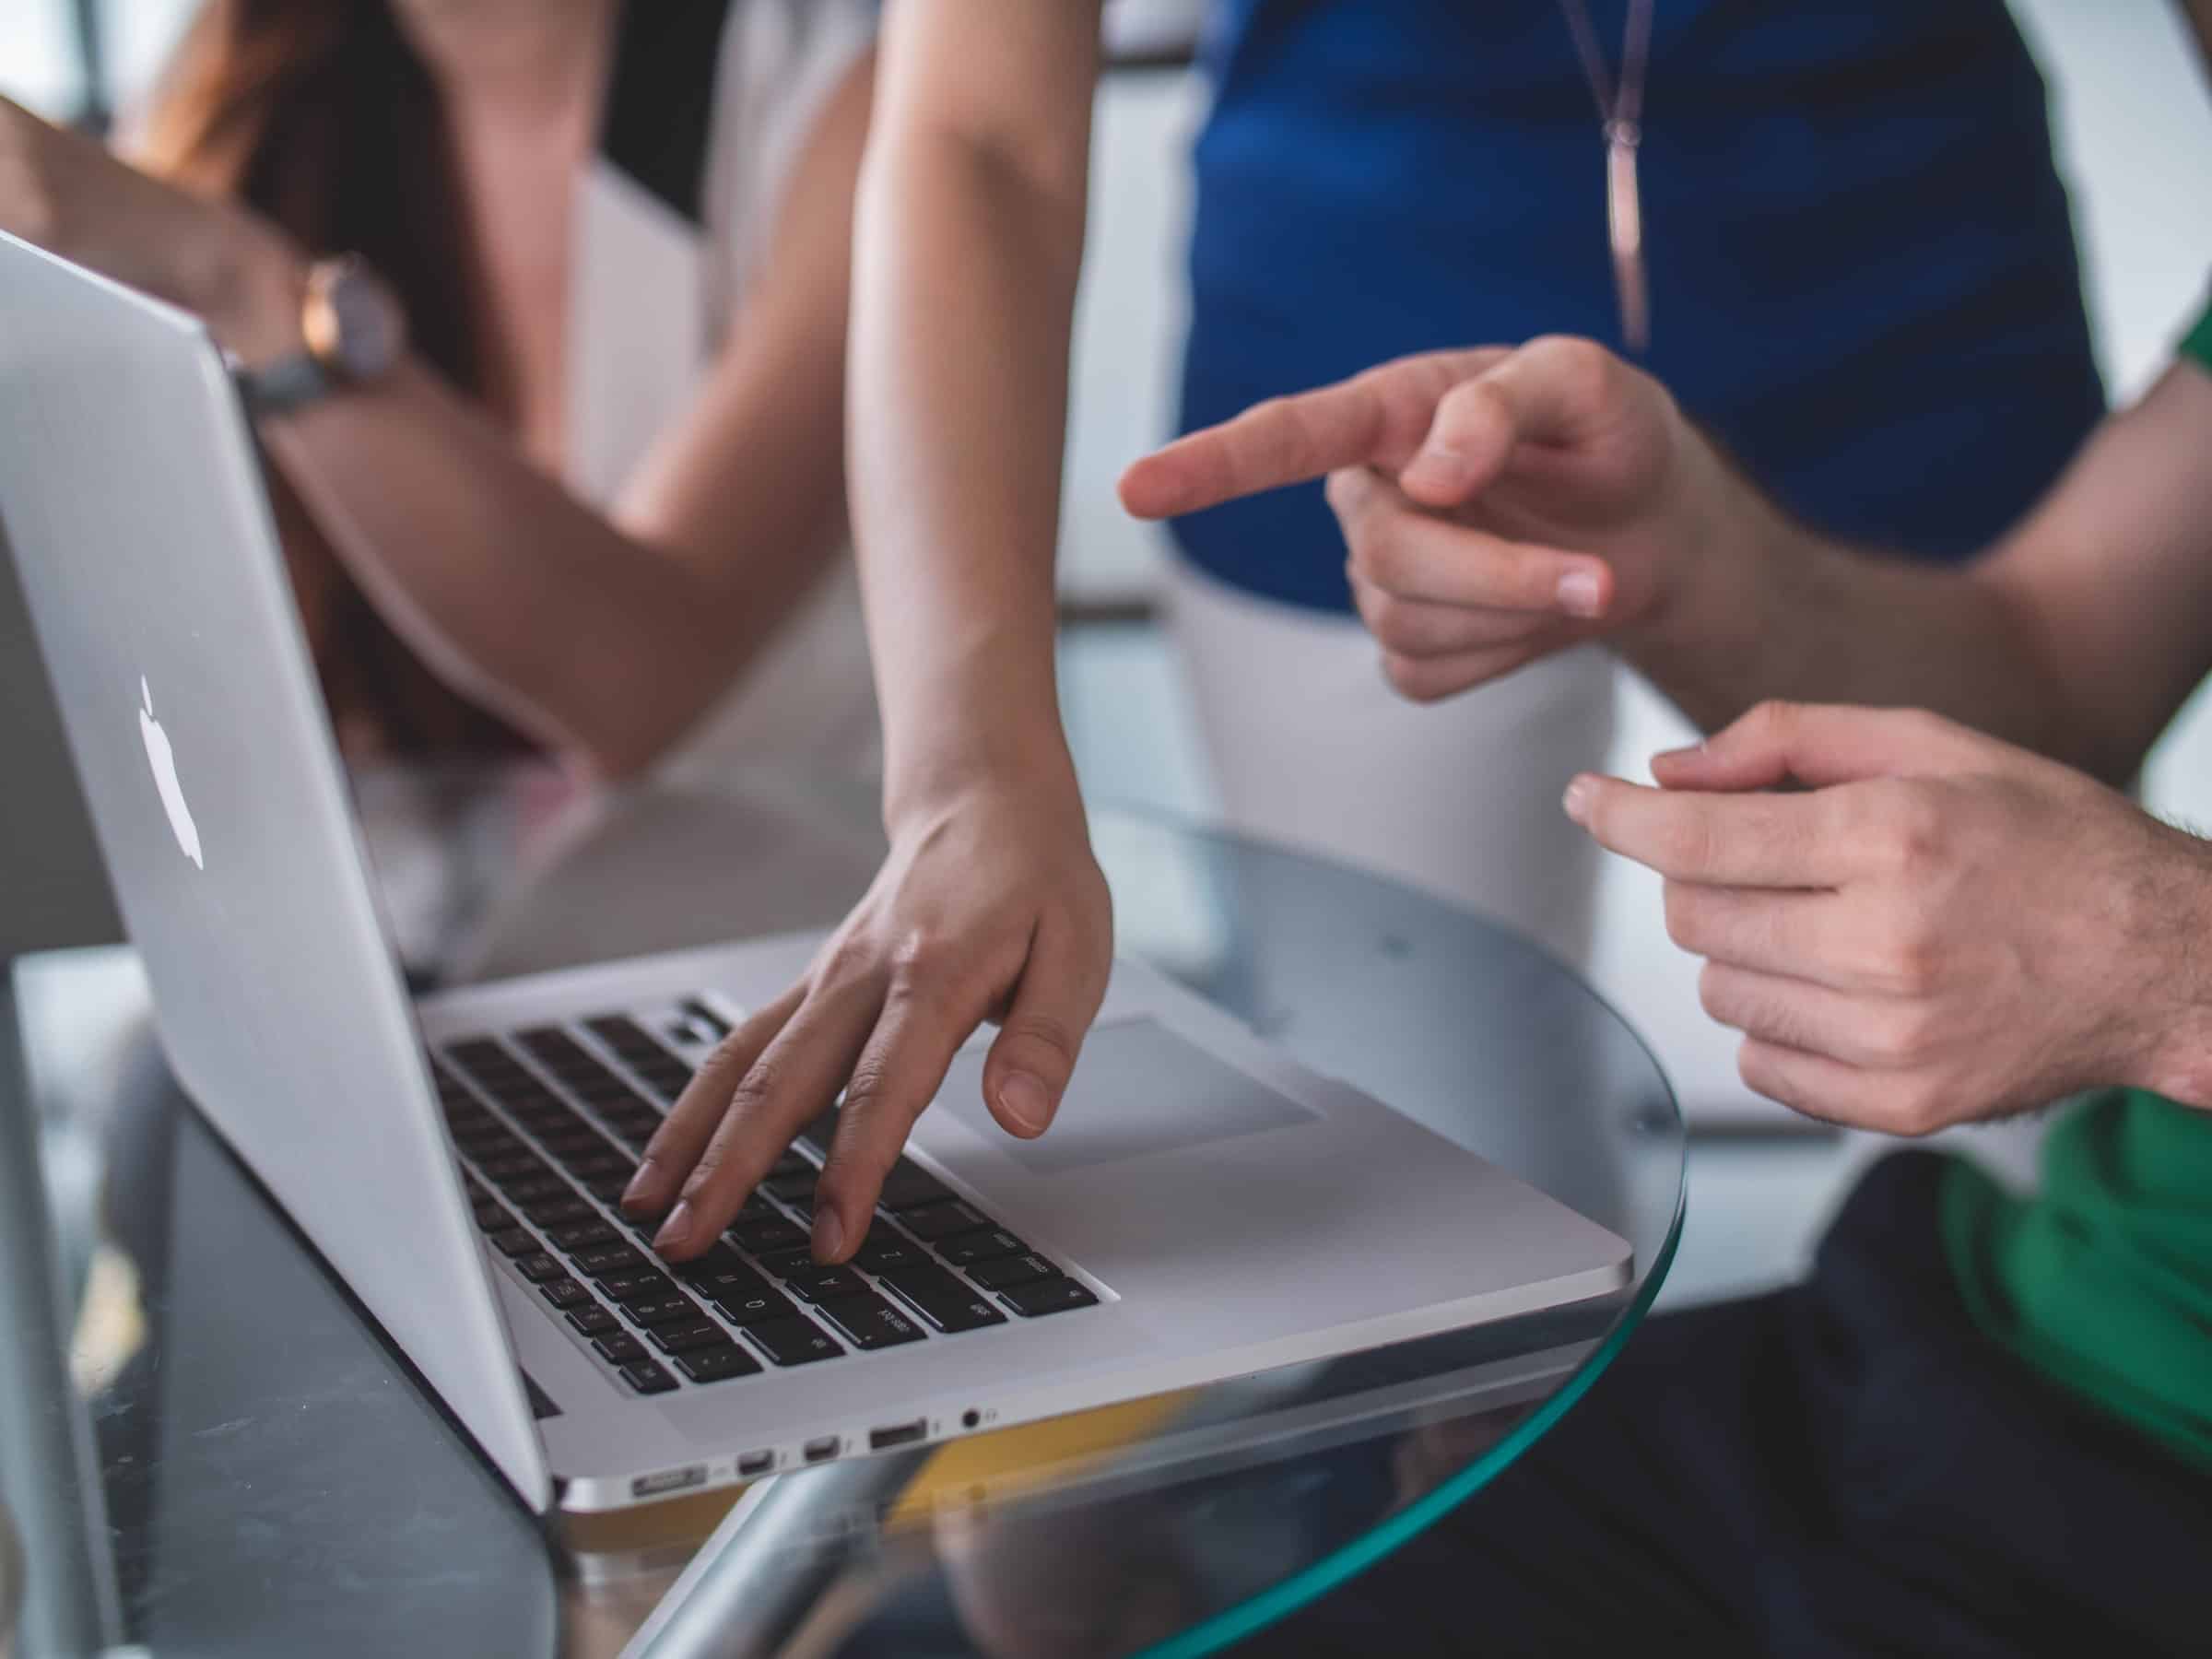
[0,774,1683,1658]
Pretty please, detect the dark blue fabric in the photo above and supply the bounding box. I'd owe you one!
[1239,1153,2212,1656]
[1175,1,2106,613]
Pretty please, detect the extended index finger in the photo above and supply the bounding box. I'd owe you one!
[1563,774,1859,888]
[1119,348,1506,519]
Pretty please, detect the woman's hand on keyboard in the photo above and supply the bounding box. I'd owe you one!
[622,770,1112,1263]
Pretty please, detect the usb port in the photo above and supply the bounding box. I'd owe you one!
[737,1450,775,1477]
[802,1435,841,1464]
[869,1419,927,1452]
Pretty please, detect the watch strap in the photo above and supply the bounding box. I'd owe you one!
[238,350,338,418]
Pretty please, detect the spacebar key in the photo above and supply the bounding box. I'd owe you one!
[883,1265,1006,1334]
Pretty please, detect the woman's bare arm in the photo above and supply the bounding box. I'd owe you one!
[623,6,1120,1265]
[256,59,877,778]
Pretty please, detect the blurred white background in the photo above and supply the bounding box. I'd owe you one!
[6,0,2212,1298]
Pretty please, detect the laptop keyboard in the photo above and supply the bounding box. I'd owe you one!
[434,1004,1099,1397]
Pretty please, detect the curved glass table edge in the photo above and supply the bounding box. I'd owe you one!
[1136,1184,1685,1659]
[1082,802,1691,1659]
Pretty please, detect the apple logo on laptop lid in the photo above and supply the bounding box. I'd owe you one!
[139,676,203,870]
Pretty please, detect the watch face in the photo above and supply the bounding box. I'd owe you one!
[306,260,405,382]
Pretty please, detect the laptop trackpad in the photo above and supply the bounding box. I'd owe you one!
[937,1018,1319,1175]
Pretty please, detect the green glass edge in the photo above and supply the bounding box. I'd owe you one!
[1133,1182,1688,1659]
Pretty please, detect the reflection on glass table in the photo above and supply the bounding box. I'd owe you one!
[2,776,1682,1658]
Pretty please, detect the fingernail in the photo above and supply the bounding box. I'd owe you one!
[1557,569,1604,618]
[999,1072,1053,1135]
[1562,776,1594,823]
[1652,744,1698,765]
[621,1158,660,1210]
[653,1200,693,1254]
[812,1207,845,1263]
[1404,443,1464,487]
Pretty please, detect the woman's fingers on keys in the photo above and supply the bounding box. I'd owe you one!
[811,981,980,1263]
[622,982,801,1218]
[638,981,872,1259]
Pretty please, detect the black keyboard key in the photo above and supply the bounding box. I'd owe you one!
[852,1230,928,1276]
[675,1345,762,1384]
[794,1107,841,1155]
[597,1268,677,1303]
[519,1194,598,1228]
[582,1173,639,1204]
[566,1305,619,1337]
[486,1228,537,1258]
[770,1151,814,1180]
[744,1316,841,1367]
[477,1151,548,1182]
[765,1170,818,1202]
[515,1253,566,1284]
[877,1160,955,1213]
[594,1332,647,1364]
[900,1200,994,1242]
[572,1243,648,1278]
[815,1292,926,1351]
[619,1360,677,1395]
[519,1025,588,1059]
[673,1247,768,1301]
[538,1277,590,1310]
[756,1249,820,1280]
[629,1062,694,1097]
[500,1175,571,1206]
[712,1282,800,1327]
[965,1253,1058,1291]
[937,1228,1029,1267]
[545,1220,620,1254]
[998,1276,1100,1317]
[782,1266,868,1304]
[883,1265,1008,1334]
[451,1123,515,1158]
[585,1013,656,1050]
[730,1216,806,1255]
[648,1319,731,1355]
[472,1199,515,1230]
[444,1039,512,1072]
[535,1128,613,1159]
[681,998,732,1039]
[623,1293,703,1329]
[571,1150,639,1180]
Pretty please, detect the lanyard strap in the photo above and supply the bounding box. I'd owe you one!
[1558,0,1653,136]
[1556,0,1655,350]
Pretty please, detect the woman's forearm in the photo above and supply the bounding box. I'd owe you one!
[264,354,840,778]
[847,9,1100,826]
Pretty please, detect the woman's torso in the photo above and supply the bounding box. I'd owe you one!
[292,0,879,775]
[1176,0,2106,611]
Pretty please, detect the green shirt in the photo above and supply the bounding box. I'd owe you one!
[1938,293,2212,1475]
[1944,1093,2212,1472]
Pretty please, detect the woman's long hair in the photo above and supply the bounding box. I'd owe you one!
[136,0,523,756]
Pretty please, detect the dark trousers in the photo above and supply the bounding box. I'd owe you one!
[1243,1153,2212,1657]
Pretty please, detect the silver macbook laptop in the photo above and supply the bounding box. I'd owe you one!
[0,233,1630,1516]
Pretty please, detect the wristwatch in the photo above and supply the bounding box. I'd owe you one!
[238,254,406,416]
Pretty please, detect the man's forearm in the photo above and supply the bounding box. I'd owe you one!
[1620,445,2091,772]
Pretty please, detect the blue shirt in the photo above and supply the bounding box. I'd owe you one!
[1174,0,2105,613]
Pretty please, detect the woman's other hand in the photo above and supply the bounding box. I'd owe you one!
[0,93,301,363]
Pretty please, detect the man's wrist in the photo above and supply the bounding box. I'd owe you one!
[1618,442,1818,713]
[2129,823,2212,1110]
